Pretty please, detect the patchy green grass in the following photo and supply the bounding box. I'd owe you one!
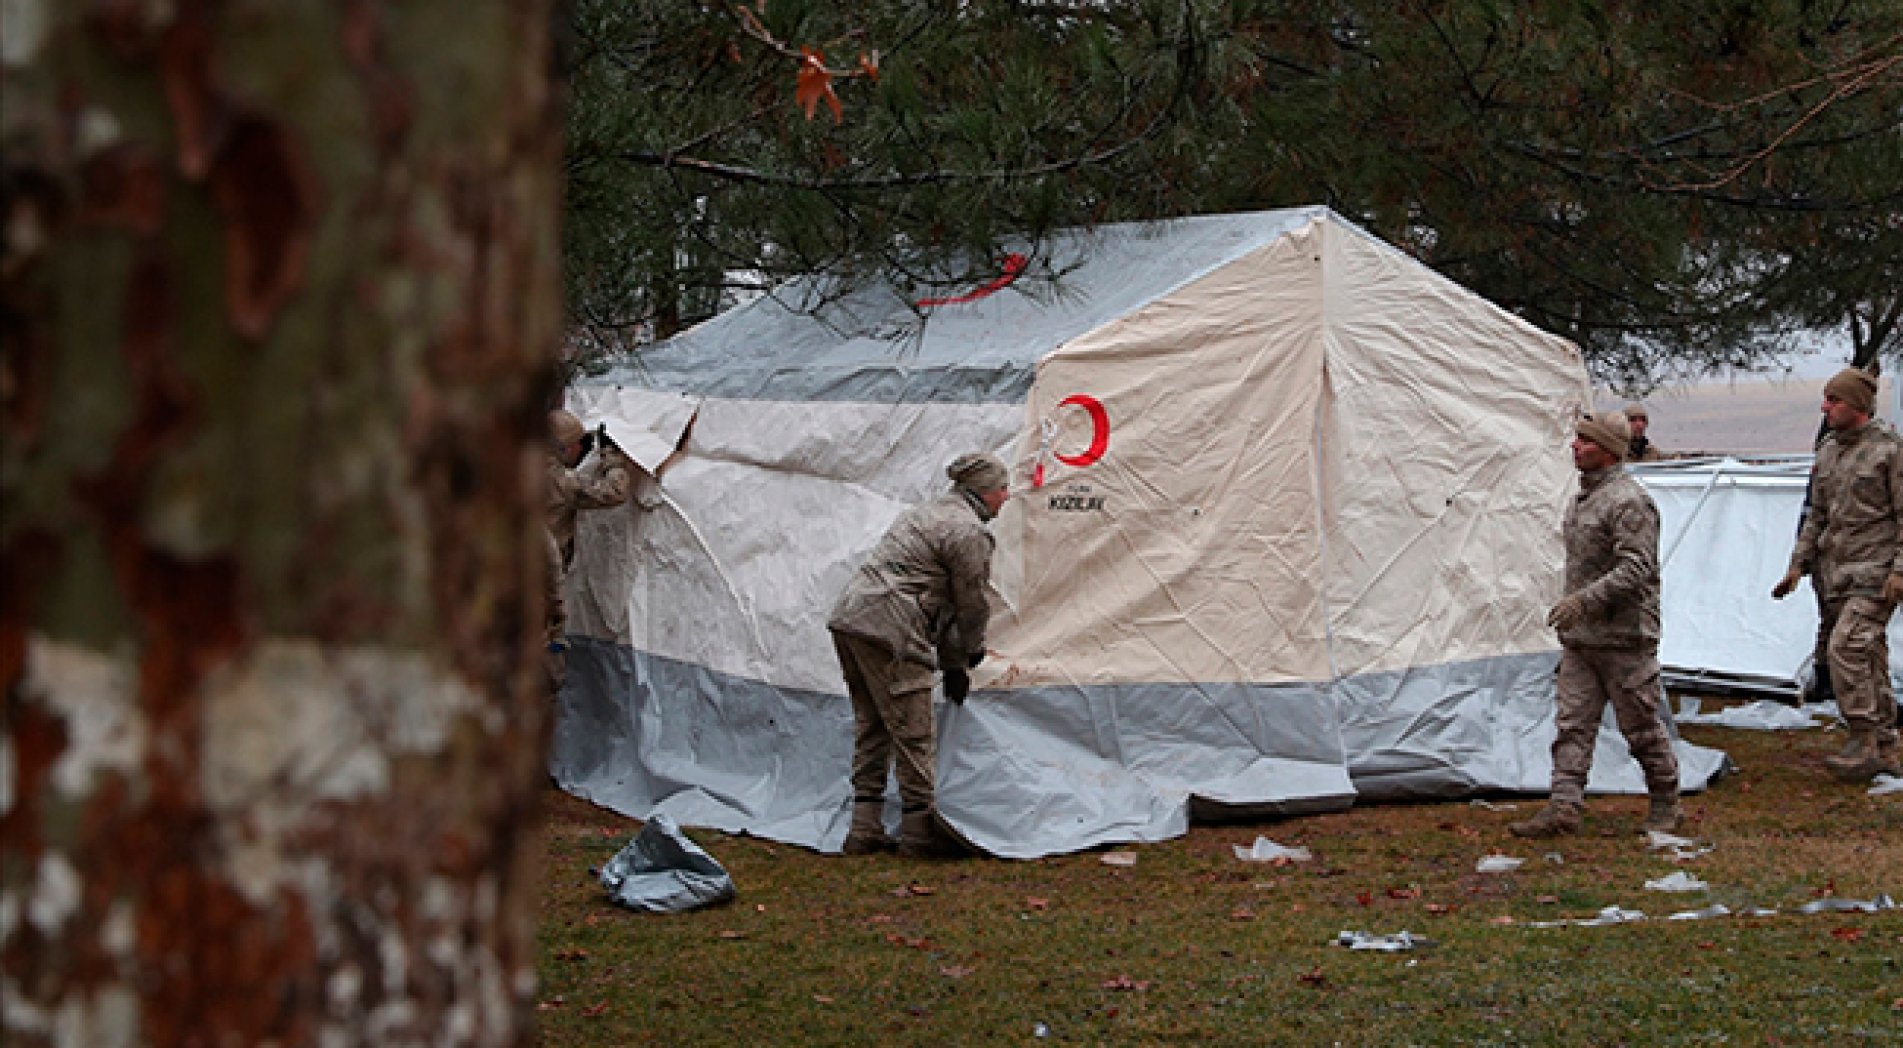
[536,713,1902,1045]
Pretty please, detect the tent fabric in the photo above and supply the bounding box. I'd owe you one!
[552,208,1728,859]
[1635,456,1903,694]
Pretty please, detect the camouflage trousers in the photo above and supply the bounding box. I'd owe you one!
[1550,648,1680,806]
[833,631,939,813]
[1827,595,1901,745]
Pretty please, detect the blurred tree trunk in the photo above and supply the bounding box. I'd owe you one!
[2,1,561,1045]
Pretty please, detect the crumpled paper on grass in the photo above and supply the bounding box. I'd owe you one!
[1646,831,1715,862]
[1232,837,1313,863]
[596,814,737,913]
[1644,871,1709,892]
[1797,895,1896,914]
[1476,855,1524,873]
[1335,930,1431,952]
[1869,774,1903,797]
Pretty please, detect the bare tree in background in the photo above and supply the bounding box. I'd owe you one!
[3,1,561,1044]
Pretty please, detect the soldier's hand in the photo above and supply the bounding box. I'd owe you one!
[966,649,986,669]
[1771,569,1801,600]
[943,667,971,704]
[1545,594,1586,631]
[1885,573,1903,604]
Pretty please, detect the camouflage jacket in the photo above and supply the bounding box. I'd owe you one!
[547,443,636,564]
[828,489,996,669]
[1558,466,1661,651]
[1789,419,1903,599]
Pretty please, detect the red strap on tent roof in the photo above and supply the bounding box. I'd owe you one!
[915,253,1027,308]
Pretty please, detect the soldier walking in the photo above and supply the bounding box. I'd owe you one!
[1513,410,1683,837]
[1772,368,1903,782]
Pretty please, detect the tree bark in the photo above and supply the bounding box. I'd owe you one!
[2,2,561,1045]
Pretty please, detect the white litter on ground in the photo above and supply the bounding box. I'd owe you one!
[1099,851,1138,867]
[1668,904,1731,921]
[1644,871,1709,892]
[1476,855,1525,873]
[1468,799,1520,812]
[1645,830,1716,862]
[1231,837,1313,863]
[1674,697,1838,731]
[1797,895,1896,914]
[1527,895,1896,929]
[1869,774,1903,797]
[1335,930,1431,952]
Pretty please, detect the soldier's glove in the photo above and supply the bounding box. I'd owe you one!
[943,667,970,704]
[1885,573,1903,604]
[966,649,986,669]
[1771,569,1802,600]
[1545,594,1586,631]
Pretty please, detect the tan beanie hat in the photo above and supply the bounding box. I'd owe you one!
[1823,368,1877,414]
[1577,410,1631,460]
[947,453,1008,492]
[1623,401,1648,421]
[549,409,585,445]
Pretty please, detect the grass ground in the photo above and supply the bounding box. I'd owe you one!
[535,712,1902,1046]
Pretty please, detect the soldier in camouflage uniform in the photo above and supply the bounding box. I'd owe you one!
[1513,410,1683,837]
[1772,368,1903,781]
[545,409,638,689]
[1623,402,1664,462]
[829,453,1009,857]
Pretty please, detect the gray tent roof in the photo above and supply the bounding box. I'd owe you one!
[596,206,1331,404]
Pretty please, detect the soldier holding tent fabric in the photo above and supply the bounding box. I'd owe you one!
[828,453,1009,858]
[545,408,637,689]
[1512,410,1683,838]
[1771,368,1903,782]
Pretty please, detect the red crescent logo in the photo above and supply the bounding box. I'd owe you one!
[1054,394,1109,468]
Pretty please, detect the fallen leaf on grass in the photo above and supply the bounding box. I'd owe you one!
[891,883,937,897]
[1297,967,1327,988]
[1425,903,1457,916]
[940,965,974,979]
[1101,975,1151,992]
[1387,886,1422,900]
[1024,897,1049,911]
[813,995,833,1004]
[755,903,767,912]
[1230,906,1256,921]
[583,914,604,928]
[583,1001,609,1018]
[885,933,934,950]
[717,930,747,940]
[1830,926,1864,943]
[1697,942,1716,950]
[555,948,589,961]
[1356,892,1373,907]
[536,997,565,1012]
[1489,915,1516,926]
[866,914,894,924]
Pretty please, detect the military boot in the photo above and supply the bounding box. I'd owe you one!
[841,800,896,855]
[1509,800,1582,838]
[1642,793,1684,834]
[1874,734,1902,778]
[1824,729,1883,782]
[897,809,965,859]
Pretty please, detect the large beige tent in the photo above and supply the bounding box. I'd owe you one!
[552,208,1728,859]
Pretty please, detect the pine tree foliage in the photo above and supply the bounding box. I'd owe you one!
[564,1,1902,389]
